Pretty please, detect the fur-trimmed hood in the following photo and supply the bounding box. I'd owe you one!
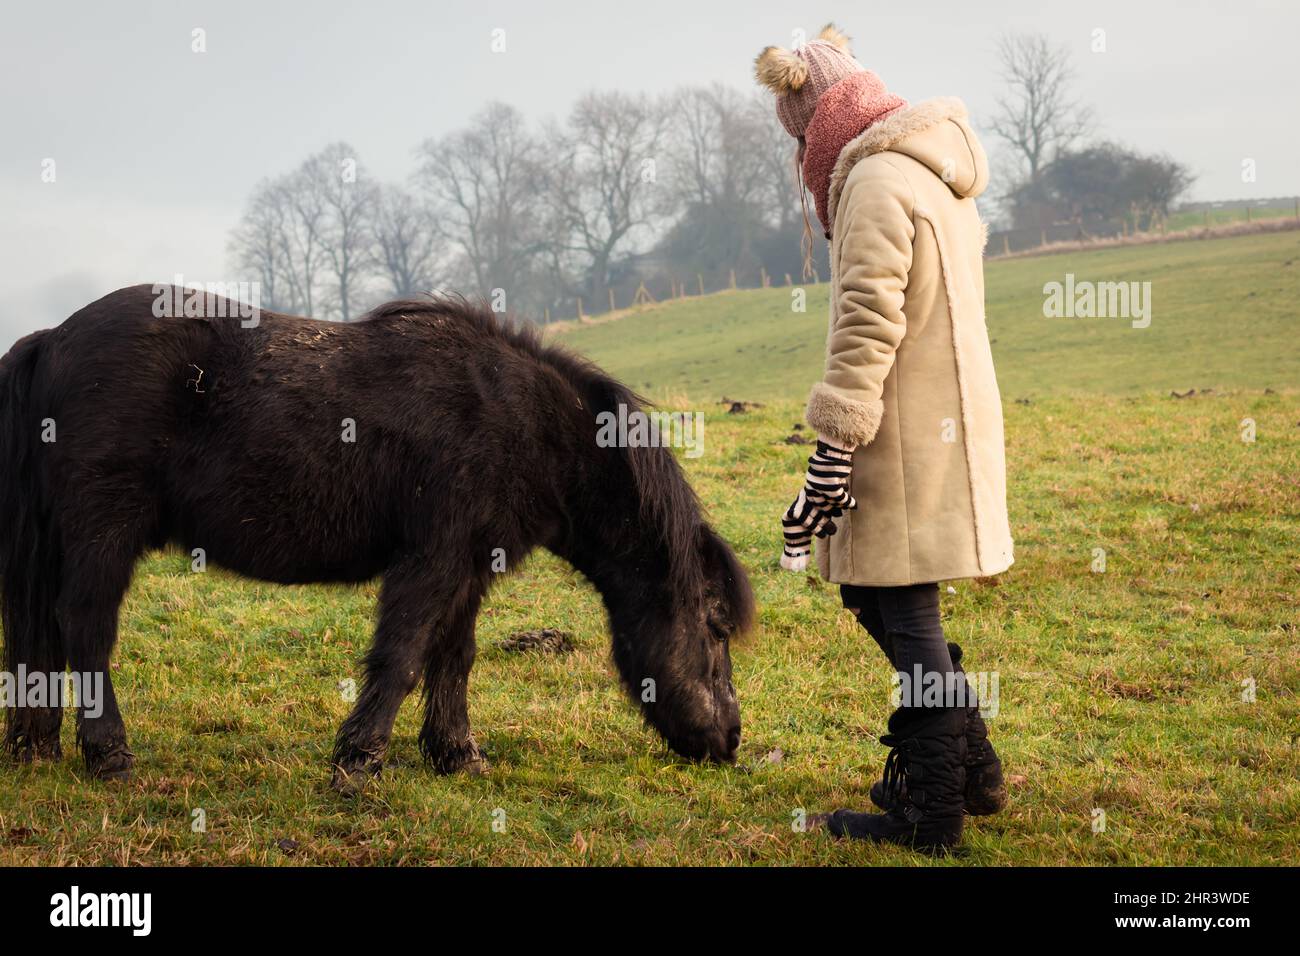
[826,97,989,235]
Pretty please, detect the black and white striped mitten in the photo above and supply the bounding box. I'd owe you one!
[780,438,858,571]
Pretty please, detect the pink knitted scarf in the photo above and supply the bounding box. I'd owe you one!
[802,71,907,237]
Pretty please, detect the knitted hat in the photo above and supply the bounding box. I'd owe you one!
[755,24,863,139]
[802,71,907,232]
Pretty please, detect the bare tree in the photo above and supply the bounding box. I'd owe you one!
[415,102,546,308]
[656,86,779,279]
[228,172,327,316]
[668,85,771,210]
[304,142,378,321]
[373,184,445,297]
[745,91,803,232]
[228,178,294,313]
[544,91,672,300]
[990,33,1092,182]
[278,168,329,317]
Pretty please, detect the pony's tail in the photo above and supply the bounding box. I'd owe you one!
[0,330,63,756]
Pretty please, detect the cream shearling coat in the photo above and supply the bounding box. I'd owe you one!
[808,97,1014,586]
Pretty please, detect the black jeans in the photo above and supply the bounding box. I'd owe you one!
[840,583,956,711]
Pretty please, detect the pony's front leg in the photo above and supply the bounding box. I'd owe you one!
[331,557,442,795]
[419,592,486,775]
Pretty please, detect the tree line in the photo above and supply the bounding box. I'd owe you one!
[227,88,818,322]
[227,33,1198,322]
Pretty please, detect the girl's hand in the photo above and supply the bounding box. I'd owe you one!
[779,437,858,571]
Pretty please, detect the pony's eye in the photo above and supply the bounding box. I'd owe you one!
[707,615,729,642]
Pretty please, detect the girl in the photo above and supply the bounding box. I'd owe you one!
[756,25,1013,850]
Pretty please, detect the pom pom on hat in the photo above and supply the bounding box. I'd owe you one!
[754,24,865,138]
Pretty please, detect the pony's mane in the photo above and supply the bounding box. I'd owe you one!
[358,296,706,599]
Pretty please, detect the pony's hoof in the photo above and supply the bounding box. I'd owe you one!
[331,763,379,797]
[425,737,490,776]
[86,746,134,782]
[454,753,490,776]
[12,741,63,764]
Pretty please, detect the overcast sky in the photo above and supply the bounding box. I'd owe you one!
[2,0,1296,346]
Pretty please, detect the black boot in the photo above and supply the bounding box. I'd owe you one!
[870,642,1007,816]
[825,705,967,852]
[955,643,1008,815]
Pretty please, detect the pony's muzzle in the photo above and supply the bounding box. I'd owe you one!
[724,724,742,760]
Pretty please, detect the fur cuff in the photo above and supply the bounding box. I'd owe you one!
[806,383,884,446]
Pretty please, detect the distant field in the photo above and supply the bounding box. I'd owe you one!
[1166,205,1298,232]
[1,231,1297,865]
[553,230,1300,404]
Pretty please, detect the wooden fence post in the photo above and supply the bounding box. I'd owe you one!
[729,269,736,290]
[697,273,704,295]
[609,289,616,313]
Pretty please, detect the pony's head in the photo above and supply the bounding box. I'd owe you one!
[638,524,754,762]
[592,522,754,763]
[548,372,755,763]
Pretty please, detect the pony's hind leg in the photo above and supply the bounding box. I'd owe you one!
[419,590,486,775]
[331,558,460,795]
[56,544,138,781]
[3,565,65,762]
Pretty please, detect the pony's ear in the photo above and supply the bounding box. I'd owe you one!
[816,22,852,52]
[698,525,756,640]
[754,45,808,94]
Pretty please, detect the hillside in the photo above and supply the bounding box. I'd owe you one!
[552,231,1300,403]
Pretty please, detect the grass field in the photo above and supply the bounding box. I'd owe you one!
[556,230,1300,403]
[1,232,1297,865]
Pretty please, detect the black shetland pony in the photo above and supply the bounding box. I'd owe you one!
[0,286,753,793]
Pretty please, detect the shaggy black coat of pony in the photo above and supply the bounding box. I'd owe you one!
[0,286,753,792]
